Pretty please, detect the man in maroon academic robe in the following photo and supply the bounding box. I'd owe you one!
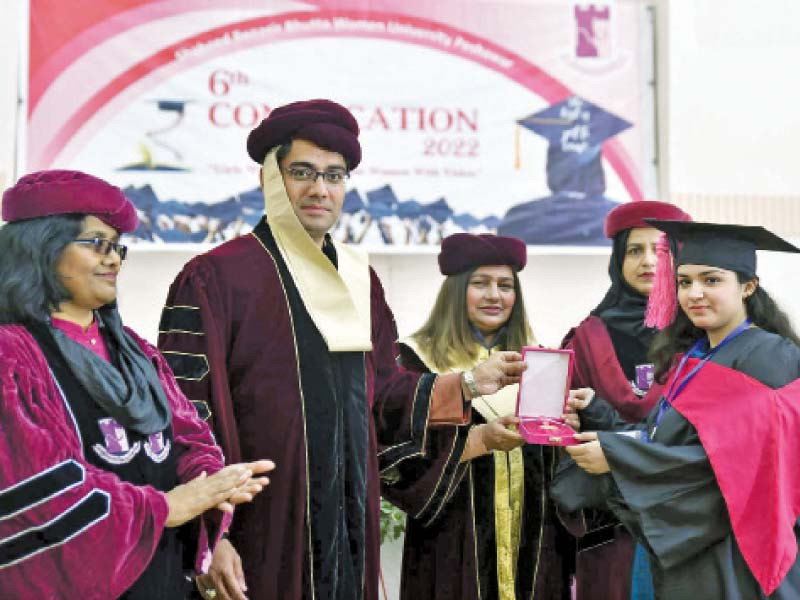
[158,99,524,600]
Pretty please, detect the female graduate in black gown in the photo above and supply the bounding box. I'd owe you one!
[559,200,690,600]
[554,220,800,599]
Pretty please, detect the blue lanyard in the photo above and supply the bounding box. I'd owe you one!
[648,319,752,441]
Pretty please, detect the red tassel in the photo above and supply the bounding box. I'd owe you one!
[645,233,678,329]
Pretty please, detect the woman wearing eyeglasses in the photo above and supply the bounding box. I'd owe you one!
[0,170,273,599]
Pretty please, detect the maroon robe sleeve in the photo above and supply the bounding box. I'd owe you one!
[369,270,469,432]
[158,257,244,465]
[0,326,169,598]
[130,328,231,569]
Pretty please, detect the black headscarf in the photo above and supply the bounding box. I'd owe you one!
[589,230,660,377]
[590,230,652,339]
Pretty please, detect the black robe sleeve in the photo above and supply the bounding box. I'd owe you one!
[379,342,470,525]
[597,430,730,568]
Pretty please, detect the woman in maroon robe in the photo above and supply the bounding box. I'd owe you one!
[0,170,271,599]
[384,233,572,600]
[558,200,690,600]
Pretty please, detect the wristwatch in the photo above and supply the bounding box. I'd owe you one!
[462,370,479,398]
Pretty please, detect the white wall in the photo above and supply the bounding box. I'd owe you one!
[0,0,21,191]
[665,0,800,197]
[117,247,614,347]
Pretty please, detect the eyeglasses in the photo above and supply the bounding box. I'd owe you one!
[72,238,128,260]
[282,166,350,186]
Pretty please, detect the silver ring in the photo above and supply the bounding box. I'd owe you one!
[205,589,217,599]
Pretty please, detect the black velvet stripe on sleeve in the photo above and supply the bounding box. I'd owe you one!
[161,352,209,381]
[417,425,470,526]
[0,490,109,568]
[158,306,204,335]
[377,372,436,472]
[191,400,212,421]
[0,460,84,520]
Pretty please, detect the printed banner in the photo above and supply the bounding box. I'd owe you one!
[27,0,652,246]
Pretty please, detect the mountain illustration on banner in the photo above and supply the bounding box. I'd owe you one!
[118,100,191,172]
[122,182,498,245]
[498,96,632,245]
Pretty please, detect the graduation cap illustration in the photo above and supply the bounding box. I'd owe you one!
[342,189,365,214]
[118,99,192,171]
[366,185,398,218]
[422,198,453,224]
[397,199,422,219]
[147,100,191,161]
[155,100,188,114]
[516,96,631,196]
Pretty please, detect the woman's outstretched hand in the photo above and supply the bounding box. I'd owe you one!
[481,415,526,452]
[461,415,526,462]
[165,460,275,527]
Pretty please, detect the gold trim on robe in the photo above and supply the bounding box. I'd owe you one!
[401,338,525,599]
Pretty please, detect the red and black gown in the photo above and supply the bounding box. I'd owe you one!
[0,323,226,598]
[553,327,800,598]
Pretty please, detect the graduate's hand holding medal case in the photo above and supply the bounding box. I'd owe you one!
[515,347,581,445]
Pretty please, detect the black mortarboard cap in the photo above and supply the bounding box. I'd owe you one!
[645,219,800,277]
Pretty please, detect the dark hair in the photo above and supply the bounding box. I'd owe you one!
[650,271,800,381]
[274,139,351,170]
[275,141,293,165]
[411,267,534,371]
[0,214,84,324]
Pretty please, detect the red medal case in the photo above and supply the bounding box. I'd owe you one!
[515,347,579,446]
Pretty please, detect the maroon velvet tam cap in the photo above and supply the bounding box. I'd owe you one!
[604,200,690,239]
[2,170,138,233]
[247,99,361,169]
[438,233,527,276]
